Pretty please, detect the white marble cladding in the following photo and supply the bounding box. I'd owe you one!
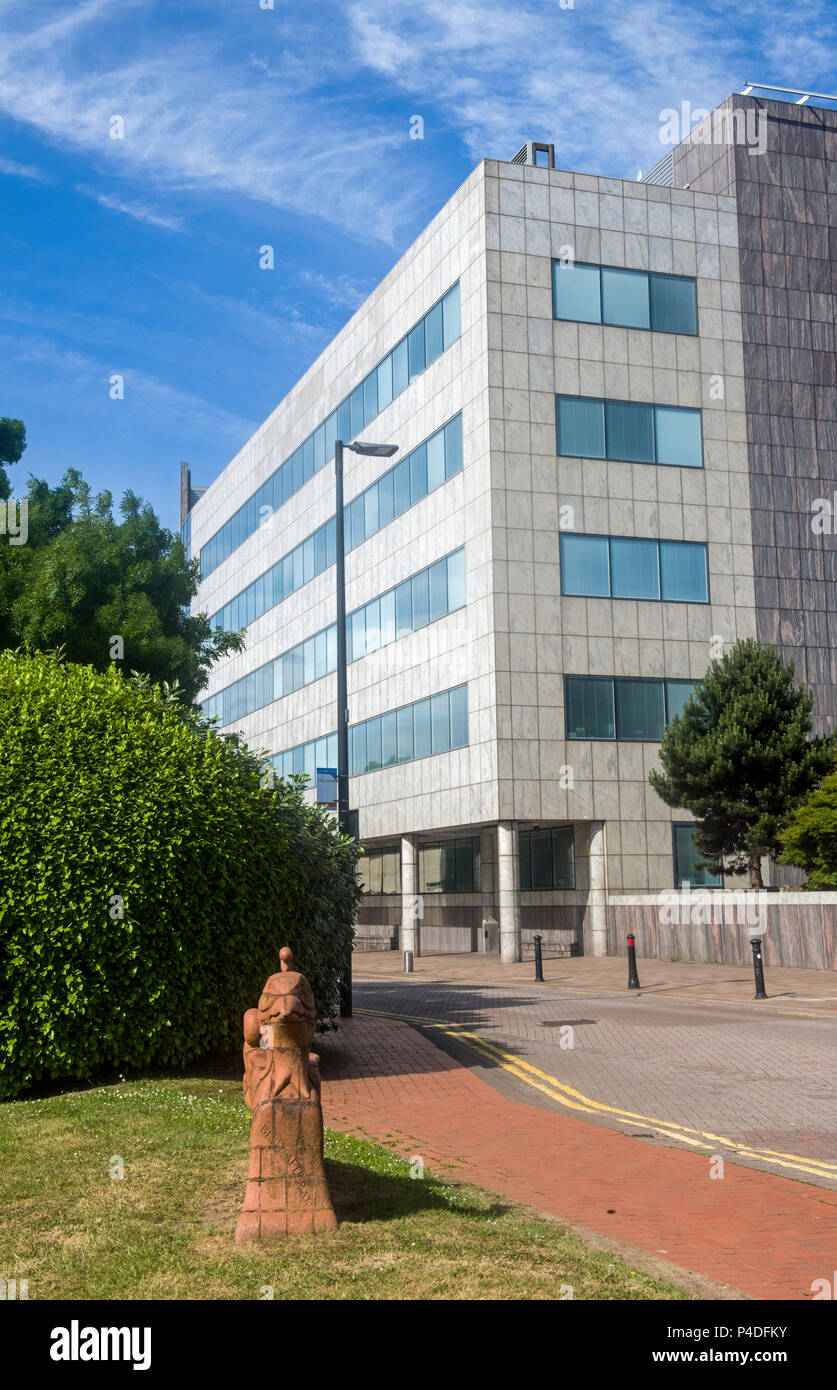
[484,159,755,892]
[192,155,756,894]
[194,160,499,843]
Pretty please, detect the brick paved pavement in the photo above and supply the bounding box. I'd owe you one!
[354,949,837,1012]
[318,1012,837,1300]
[349,961,837,1187]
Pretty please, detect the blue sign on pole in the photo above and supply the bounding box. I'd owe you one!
[316,767,338,805]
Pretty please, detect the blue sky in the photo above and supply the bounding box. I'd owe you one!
[1,0,836,532]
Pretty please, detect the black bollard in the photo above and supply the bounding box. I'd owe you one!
[750,936,767,999]
[627,934,641,990]
[533,933,545,983]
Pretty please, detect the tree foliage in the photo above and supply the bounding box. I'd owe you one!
[778,763,837,887]
[0,416,26,500]
[0,650,361,1100]
[0,468,241,702]
[648,639,833,887]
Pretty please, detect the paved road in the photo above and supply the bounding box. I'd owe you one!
[352,969,837,1189]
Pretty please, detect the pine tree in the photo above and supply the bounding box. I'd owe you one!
[648,639,833,888]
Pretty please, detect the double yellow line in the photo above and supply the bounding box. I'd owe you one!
[357,1007,837,1186]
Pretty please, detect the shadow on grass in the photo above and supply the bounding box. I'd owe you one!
[323,1156,512,1226]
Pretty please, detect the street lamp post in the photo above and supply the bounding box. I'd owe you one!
[335,437,398,1018]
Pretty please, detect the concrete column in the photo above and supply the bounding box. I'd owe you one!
[587,820,609,958]
[497,821,521,964]
[480,827,497,953]
[401,835,420,957]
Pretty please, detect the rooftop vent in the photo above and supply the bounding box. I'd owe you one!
[510,141,555,169]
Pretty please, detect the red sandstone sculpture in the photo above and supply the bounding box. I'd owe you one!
[235,947,338,1240]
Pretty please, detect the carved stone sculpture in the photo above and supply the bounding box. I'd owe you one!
[235,947,337,1240]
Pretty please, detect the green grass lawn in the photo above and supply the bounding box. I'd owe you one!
[0,1071,690,1300]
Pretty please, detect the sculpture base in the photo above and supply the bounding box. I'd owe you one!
[235,1095,337,1241]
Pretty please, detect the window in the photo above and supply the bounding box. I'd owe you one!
[519,827,575,891]
[654,406,703,468]
[565,676,615,740]
[557,396,605,459]
[205,548,466,727]
[556,396,703,469]
[601,267,650,329]
[419,837,480,893]
[615,678,666,741]
[659,540,708,602]
[347,684,469,775]
[357,845,401,894]
[650,273,698,335]
[560,534,708,604]
[610,536,660,600]
[559,534,609,596]
[673,823,722,888]
[210,418,463,633]
[552,260,601,323]
[565,677,700,741]
[552,260,697,336]
[200,283,462,578]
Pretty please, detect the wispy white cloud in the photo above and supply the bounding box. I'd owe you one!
[345,0,837,174]
[0,154,45,180]
[76,184,185,231]
[0,0,429,246]
[0,331,256,442]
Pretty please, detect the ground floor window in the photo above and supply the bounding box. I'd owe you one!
[357,846,401,894]
[418,836,480,893]
[672,823,722,888]
[519,827,575,890]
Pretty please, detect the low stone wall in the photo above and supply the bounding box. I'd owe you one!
[608,893,837,971]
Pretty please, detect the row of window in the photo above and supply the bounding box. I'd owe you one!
[202,549,466,726]
[209,414,463,633]
[200,284,461,578]
[557,395,703,469]
[519,827,576,891]
[560,534,709,603]
[357,837,480,895]
[269,674,700,795]
[553,260,698,335]
[349,685,469,776]
[344,413,463,553]
[565,675,698,742]
[270,683,469,785]
[357,823,718,894]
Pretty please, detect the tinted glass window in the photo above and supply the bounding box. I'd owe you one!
[601,267,650,329]
[650,273,698,334]
[442,283,461,348]
[610,537,660,600]
[553,261,601,323]
[616,678,666,740]
[565,677,615,739]
[605,400,654,463]
[560,534,609,596]
[557,396,605,458]
[666,679,698,724]
[673,823,722,887]
[655,406,703,468]
[425,301,444,363]
[660,541,708,602]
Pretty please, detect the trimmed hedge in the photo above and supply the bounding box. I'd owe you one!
[0,651,361,1099]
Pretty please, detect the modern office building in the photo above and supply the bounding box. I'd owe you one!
[181,90,837,962]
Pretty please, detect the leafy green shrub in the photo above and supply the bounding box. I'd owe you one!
[0,650,360,1099]
[779,759,837,887]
